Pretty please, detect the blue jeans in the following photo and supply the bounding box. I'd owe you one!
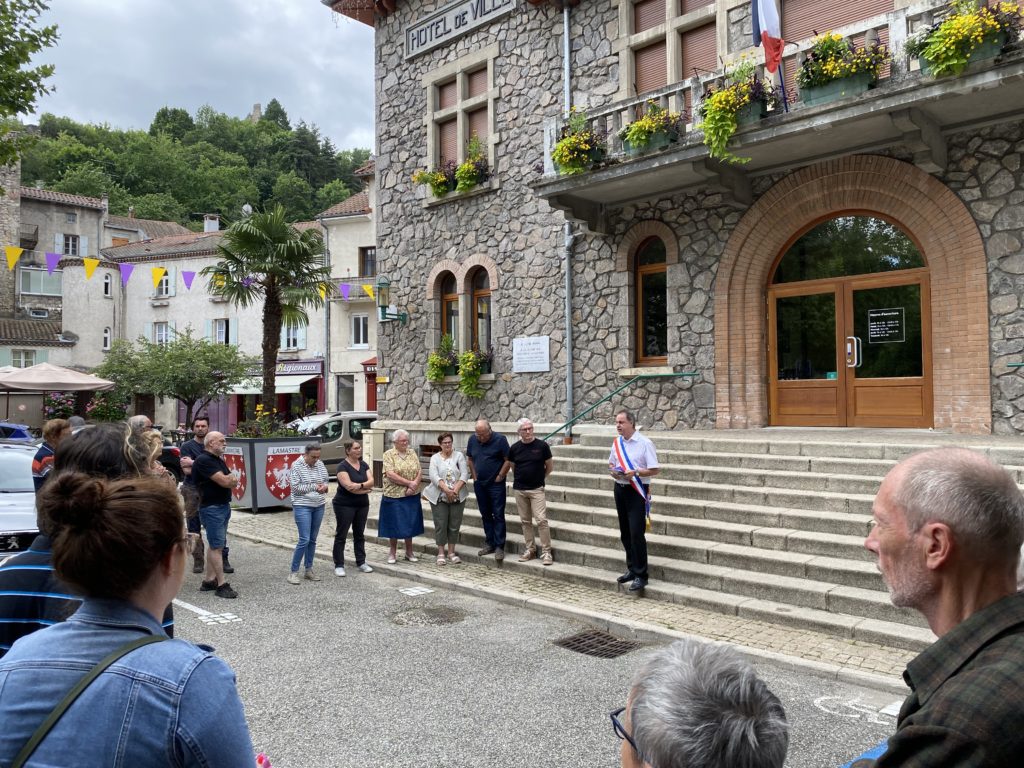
[474,479,506,549]
[291,504,325,572]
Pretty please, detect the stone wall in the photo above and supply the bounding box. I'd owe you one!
[0,163,19,318]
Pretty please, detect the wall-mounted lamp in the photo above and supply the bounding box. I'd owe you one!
[376,276,408,325]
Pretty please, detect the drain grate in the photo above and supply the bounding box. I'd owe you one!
[553,628,640,659]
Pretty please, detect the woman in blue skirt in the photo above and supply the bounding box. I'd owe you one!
[379,429,424,563]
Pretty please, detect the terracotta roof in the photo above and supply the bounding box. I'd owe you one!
[106,215,191,239]
[18,187,106,210]
[318,191,370,219]
[354,159,375,177]
[0,319,74,347]
[292,220,321,232]
[102,231,224,261]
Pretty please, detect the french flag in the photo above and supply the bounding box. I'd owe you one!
[752,0,784,73]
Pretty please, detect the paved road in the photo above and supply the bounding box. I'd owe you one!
[172,538,900,768]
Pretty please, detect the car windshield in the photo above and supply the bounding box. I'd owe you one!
[0,450,34,492]
[294,419,324,434]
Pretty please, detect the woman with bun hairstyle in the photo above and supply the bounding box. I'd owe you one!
[0,472,254,766]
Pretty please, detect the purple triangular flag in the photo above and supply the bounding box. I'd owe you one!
[119,263,134,286]
[339,283,350,300]
[45,252,62,274]
[182,270,196,290]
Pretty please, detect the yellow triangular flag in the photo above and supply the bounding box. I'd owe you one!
[4,246,24,270]
[362,284,374,300]
[318,285,326,300]
[83,258,100,279]
[151,267,167,290]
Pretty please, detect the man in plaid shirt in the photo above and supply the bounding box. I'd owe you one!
[864,447,1024,767]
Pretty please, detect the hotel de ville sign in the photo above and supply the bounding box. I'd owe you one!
[405,0,514,58]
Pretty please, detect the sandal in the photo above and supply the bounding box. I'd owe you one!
[436,555,447,566]
[387,555,397,564]
[449,554,461,564]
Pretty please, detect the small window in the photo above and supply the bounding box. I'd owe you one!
[359,247,376,277]
[214,318,230,345]
[19,267,62,297]
[282,320,305,350]
[635,237,668,363]
[154,322,170,346]
[470,268,491,352]
[155,271,171,297]
[441,272,459,347]
[103,273,113,297]
[102,327,111,350]
[11,349,36,368]
[351,313,369,348]
[66,213,77,223]
[63,234,79,257]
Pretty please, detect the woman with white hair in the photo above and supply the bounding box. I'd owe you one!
[378,429,424,564]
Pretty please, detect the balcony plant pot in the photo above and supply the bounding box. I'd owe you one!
[554,147,605,175]
[735,100,769,127]
[919,32,1006,77]
[623,131,673,156]
[444,364,459,376]
[800,72,873,107]
[479,362,492,375]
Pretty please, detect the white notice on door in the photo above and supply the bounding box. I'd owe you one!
[513,336,550,373]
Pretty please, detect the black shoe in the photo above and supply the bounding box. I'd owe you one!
[200,579,217,591]
[477,545,496,556]
[616,572,633,584]
[627,578,647,593]
[222,557,235,574]
[215,582,238,599]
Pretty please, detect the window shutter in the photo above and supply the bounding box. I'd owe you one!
[206,320,213,340]
[438,80,457,109]
[466,67,488,97]
[55,233,63,253]
[297,324,307,350]
[169,320,177,338]
[634,40,667,95]
[80,236,89,257]
[229,320,238,346]
[781,0,893,43]
[633,0,663,33]
[681,21,717,80]
[467,107,488,144]
[166,266,176,297]
[36,349,48,363]
[0,349,10,366]
[439,118,458,164]
[280,324,288,348]
[144,323,153,342]
[681,0,711,11]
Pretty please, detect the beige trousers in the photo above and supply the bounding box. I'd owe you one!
[515,488,551,554]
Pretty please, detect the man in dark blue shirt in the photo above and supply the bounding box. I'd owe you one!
[179,415,233,574]
[466,419,510,561]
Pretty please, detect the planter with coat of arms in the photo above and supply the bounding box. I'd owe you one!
[226,437,319,513]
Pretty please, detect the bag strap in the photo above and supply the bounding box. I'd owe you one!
[12,634,166,768]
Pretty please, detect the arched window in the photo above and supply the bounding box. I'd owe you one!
[635,237,667,364]
[102,327,111,350]
[440,272,459,346]
[470,268,491,352]
[103,273,113,297]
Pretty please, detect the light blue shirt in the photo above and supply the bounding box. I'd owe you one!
[0,598,254,767]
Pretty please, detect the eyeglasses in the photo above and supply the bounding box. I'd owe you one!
[610,707,647,763]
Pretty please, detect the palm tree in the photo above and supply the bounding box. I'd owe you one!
[202,205,330,411]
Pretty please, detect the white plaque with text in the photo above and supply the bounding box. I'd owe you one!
[405,0,515,59]
[513,335,550,373]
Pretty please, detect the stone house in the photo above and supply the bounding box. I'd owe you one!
[325,0,1024,436]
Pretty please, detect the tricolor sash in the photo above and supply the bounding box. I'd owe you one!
[613,435,652,528]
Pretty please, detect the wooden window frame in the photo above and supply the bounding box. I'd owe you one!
[470,269,491,352]
[635,238,668,366]
[359,246,377,278]
[440,273,459,347]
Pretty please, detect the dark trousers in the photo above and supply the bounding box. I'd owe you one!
[614,483,649,582]
[333,503,368,567]
[474,479,507,549]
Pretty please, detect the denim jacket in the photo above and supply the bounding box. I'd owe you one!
[0,598,254,767]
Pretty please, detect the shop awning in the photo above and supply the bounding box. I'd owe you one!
[230,374,319,395]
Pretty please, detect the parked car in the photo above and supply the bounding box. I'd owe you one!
[293,411,376,472]
[0,422,34,442]
[0,441,38,559]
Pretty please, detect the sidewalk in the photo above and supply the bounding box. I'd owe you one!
[229,505,915,695]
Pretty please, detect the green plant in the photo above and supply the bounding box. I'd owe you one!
[85,390,130,422]
[457,348,490,398]
[551,107,605,175]
[618,101,683,149]
[914,1,1022,77]
[697,63,773,164]
[455,134,490,192]
[796,32,890,89]
[43,391,76,420]
[426,333,458,382]
[412,161,457,198]
[233,403,301,438]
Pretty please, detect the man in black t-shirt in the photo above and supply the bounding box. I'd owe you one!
[500,417,554,566]
[179,415,212,573]
[192,431,240,599]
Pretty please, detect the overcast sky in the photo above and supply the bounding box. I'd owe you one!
[29,0,375,151]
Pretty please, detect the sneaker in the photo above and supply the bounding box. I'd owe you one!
[518,549,536,562]
[334,566,346,577]
[200,578,218,591]
[215,582,238,599]
[222,556,234,575]
[357,563,374,573]
[287,572,301,585]
[477,545,496,556]
[494,548,505,562]
[616,572,633,584]
[305,569,321,581]
[627,578,647,593]
[542,552,553,566]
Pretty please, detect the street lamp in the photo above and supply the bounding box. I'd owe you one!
[376,276,408,325]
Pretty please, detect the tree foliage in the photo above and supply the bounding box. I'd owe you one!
[95,328,258,427]
[0,0,58,184]
[201,205,330,410]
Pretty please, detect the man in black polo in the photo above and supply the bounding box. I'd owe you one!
[192,431,240,599]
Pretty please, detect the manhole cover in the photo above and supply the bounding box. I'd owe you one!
[391,606,466,627]
[553,628,640,659]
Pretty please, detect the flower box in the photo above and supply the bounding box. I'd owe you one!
[735,100,769,127]
[623,131,674,156]
[800,72,874,107]
[919,33,1006,77]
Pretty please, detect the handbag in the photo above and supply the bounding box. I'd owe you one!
[12,634,167,768]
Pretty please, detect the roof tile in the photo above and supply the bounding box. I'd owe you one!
[18,187,106,210]
[105,215,192,239]
[102,231,224,261]
[318,191,370,219]
[0,319,70,346]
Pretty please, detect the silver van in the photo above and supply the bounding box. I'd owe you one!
[293,411,377,472]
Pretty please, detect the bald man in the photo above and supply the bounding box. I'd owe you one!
[192,431,239,599]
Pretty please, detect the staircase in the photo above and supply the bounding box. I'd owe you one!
[368,429,1024,652]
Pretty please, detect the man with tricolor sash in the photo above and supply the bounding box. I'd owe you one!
[608,410,659,593]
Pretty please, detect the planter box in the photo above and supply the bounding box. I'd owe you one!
[919,33,1006,77]
[554,148,605,175]
[225,436,320,513]
[736,100,769,127]
[623,131,674,156]
[800,72,873,107]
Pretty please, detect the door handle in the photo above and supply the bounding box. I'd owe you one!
[854,336,863,368]
[845,336,856,367]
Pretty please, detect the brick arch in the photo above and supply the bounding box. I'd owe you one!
[459,254,500,294]
[615,219,680,272]
[714,154,990,433]
[426,259,461,300]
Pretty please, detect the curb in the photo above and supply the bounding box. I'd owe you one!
[229,527,910,696]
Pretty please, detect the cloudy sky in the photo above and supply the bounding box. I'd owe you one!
[29,0,375,150]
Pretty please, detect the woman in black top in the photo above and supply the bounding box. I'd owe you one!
[332,441,375,577]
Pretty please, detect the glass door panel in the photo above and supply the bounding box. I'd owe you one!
[851,283,922,379]
[775,293,837,381]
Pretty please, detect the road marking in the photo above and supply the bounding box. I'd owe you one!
[814,696,897,725]
[173,598,242,625]
[880,701,903,717]
[398,586,434,596]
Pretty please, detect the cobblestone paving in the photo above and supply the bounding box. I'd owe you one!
[229,507,916,688]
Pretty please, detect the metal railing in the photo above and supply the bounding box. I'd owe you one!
[542,371,697,442]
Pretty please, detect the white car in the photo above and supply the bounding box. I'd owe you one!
[0,441,38,559]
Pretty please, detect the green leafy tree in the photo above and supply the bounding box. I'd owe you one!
[0,0,58,185]
[51,161,130,212]
[149,106,194,141]
[270,169,313,220]
[201,205,330,410]
[315,178,351,212]
[126,192,185,222]
[261,98,290,131]
[336,148,371,191]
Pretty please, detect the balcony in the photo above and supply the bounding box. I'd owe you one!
[533,2,1024,233]
[19,224,39,249]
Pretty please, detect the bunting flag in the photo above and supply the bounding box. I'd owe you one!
[182,270,196,290]
[362,284,374,300]
[318,285,326,300]
[83,258,100,279]
[45,252,62,274]
[213,274,226,289]
[119,263,134,286]
[4,246,23,270]
[752,0,784,73]
[151,267,167,290]
[339,283,350,301]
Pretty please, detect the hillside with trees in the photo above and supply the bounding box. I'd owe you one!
[19,98,370,227]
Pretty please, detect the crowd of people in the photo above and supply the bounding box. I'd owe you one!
[2,409,1024,766]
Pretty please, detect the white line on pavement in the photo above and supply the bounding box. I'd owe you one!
[173,598,242,625]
